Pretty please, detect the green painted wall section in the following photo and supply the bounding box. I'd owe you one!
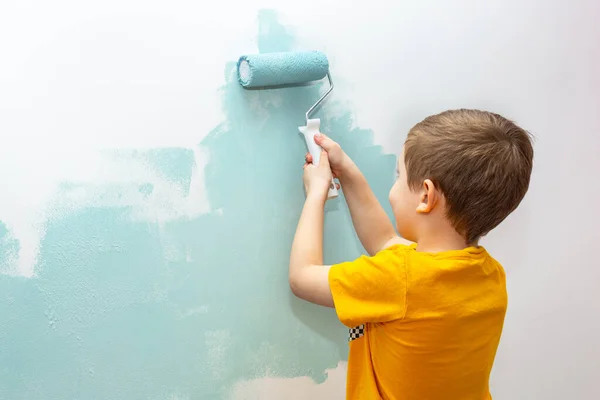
[0,222,20,275]
[0,10,396,399]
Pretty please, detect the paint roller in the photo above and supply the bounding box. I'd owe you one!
[236,51,338,199]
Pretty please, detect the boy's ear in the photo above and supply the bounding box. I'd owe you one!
[416,179,438,214]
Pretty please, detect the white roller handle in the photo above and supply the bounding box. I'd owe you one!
[299,118,338,199]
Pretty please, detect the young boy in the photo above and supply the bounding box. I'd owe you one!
[289,109,534,400]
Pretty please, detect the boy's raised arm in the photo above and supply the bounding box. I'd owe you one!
[315,134,410,255]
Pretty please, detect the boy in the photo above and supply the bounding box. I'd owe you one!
[289,109,534,399]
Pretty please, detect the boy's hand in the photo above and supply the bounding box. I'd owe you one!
[303,150,340,199]
[305,133,349,179]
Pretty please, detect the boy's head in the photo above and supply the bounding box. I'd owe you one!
[389,109,534,246]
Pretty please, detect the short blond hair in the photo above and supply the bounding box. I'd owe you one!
[404,109,534,244]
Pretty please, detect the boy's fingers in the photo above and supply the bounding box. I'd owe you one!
[314,133,333,150]
[305,153,313,163]
[319,150,330,168]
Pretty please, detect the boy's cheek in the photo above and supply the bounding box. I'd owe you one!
[389,186,416,241]
[388,187,403,229]
[388,181,400,204]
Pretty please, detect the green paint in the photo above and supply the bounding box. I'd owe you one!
[0,9,396,399]
[0,221,20,274]
[138,182,155,197]
[115,147,196,195]
[141,148,195,194]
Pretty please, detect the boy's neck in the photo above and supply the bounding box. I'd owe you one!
[415,224,471,253]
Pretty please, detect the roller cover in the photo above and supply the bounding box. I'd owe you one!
[237,51,329,88]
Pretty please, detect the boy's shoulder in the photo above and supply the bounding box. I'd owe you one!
[381,243,505,280]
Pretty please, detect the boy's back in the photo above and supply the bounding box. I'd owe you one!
[330,243,507,399]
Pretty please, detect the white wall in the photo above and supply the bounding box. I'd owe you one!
[1,0,598,398]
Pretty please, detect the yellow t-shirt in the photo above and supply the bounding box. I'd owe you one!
[328,243,507,400]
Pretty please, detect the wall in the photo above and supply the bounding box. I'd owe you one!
[1,1,599,399]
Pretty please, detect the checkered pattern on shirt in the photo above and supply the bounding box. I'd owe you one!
[348,324,365,342]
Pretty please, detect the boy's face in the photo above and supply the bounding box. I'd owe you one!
[389,148,421,242]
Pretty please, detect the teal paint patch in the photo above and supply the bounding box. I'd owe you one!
[0,9,397,400]
[113,147,195,195]
[138,182,154,197]
[0,221,9,237]
[141,148,195,194]
[0,221,20,273]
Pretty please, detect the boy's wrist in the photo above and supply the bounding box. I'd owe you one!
[337,153,354,177]
[306,190,328,205]
[338,153,357,182]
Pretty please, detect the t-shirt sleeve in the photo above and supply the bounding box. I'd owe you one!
[328,245,408,327]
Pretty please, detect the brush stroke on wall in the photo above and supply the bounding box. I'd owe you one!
[0,9,395,400]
